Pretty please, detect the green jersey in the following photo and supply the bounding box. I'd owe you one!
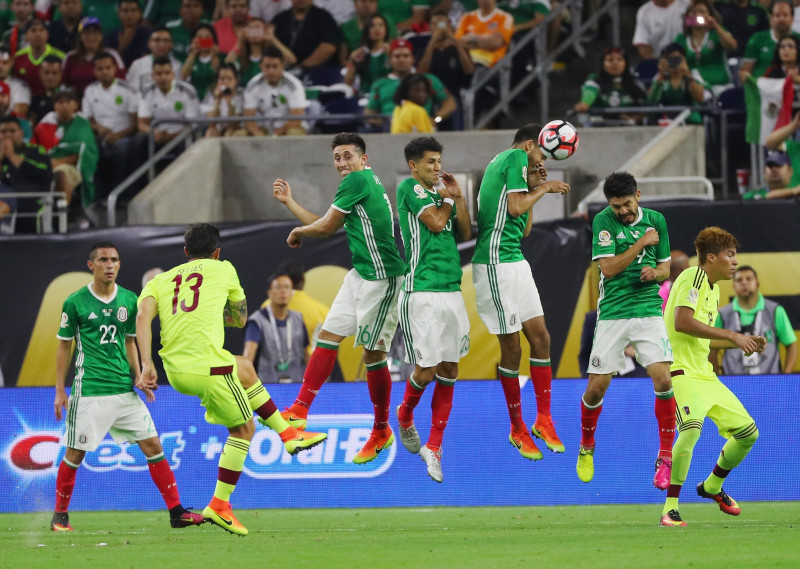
[367,73,449,115]
[397,177,462,292]
[742,187,769,200]
[497,0,550,25]
[665,266,719,379]
[676,30,731,88]
[592,206,671,320]
[331,168,406,281]
[781,139,800,187]
[186,55,216,100]
[57,284,138,397]
[378,0,430,27]
[580,73,644,109]
[166,18,211,62]
[472,148,529,265]
[744,29,800,78]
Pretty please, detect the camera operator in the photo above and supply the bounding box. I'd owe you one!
[647,42,705,124]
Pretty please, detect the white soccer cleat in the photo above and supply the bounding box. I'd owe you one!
[396,404,421,454]
[420,445,443,483]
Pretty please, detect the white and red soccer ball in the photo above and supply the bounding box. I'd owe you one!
[538,120,579,160]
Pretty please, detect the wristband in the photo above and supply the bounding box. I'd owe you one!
[443,197,455,206]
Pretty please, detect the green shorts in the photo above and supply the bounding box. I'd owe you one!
[166,361,252,428]
[672,371,754,439]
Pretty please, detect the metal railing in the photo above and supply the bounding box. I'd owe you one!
[1,190,68,234]
[462,0,620,130]
[106,113,390,226]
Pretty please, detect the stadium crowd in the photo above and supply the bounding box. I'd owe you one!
[1,0,799,235]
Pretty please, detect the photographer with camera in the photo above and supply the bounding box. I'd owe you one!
[202,63,245,138]
[181,24,221,101]
[673,0,736,97]
[647,42,705,123]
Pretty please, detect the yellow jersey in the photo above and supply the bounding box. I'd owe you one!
[664,266,720,380]
[139,258,246,375]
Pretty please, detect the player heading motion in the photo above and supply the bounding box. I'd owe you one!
[578,172,676,489]
[136,224,326,536]
[472,124,570,460]
[272,133,406,464]
[395,137,472,483]
[51,242,204,532]
[660,227,765,527]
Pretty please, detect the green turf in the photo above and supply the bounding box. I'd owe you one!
[2,503,798,569]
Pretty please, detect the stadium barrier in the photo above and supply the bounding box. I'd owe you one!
[2,376,797,513]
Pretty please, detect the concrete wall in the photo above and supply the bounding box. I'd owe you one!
[128,126,706,224]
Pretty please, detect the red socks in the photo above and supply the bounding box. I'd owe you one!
[655,392,677,459]
[148,456,181,510]
[427,379,454,451]
[294,341,339,409]
[397,376,424,426]
[499,367,525,430]
[366,359,392,430]
[529,359,552,416]
[580,397,603,449]
[54,460,78,512]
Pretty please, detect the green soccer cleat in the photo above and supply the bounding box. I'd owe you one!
[283,430,327,455]
[353,428,394,464]
[203,498,248,536]
[659,509,687,527]
[576,445,594,483]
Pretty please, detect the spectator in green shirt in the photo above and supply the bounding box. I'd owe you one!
[339,0,394,63]
[741,149,800,199]
[648,42,706,123]
[740,0,799,81]
[181,23,221,100]
[166,0,208,62]
[574,46,647,121]
[765,108,800,186]
[344,13,391,94]
[224,18,295,87]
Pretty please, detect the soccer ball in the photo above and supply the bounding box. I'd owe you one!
[538,120,579,160]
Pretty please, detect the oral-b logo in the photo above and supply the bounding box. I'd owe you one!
[241,415,396,479]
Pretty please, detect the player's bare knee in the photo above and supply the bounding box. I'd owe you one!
[414,366,437,387]
[137,436,164,457]
[235,356,259,388]
[64,447,86,465]
[230,419,256,441]
[652,376,672,393]
[437,361,458,379]
[363,349,387,365]
[497,335,522,368]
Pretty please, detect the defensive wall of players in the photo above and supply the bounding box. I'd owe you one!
[126,128,706,225]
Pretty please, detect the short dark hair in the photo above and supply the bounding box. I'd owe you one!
[603,171,638,199]
[151,25,172,37]
[89,241,118,260]
[404,136,443,163]
[184,223,220,258]
[42,54,63,66]
[331,132,366,154]
[119,0,142,9]
[216,62,239,81]
[771,0,793,15]
[513,123,543,145]
[0,115,21,127]
[735,265,758,279]
[268,271,293,289]
[694,227,740,265]
[92,51,117,65]
[262,46,283,62]
[152,55,172,68]
[278,262,306,289]
[660,42,685,57]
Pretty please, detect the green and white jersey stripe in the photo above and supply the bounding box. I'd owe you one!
[396,177,461,292]
[472,148,529,265]
[331,169,406,281]
[57,284,138,397]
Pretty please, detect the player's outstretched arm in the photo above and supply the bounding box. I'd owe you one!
[273,178,322,225]
[224,298,248,328]
[507,181,570,218]
[674,305,763,354]
[136,296,160,390]
[54,339,72,421]
[598,230,659,279]
[287,206,345,248]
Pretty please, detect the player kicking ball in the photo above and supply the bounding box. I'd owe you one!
[660,227,765,527]
[272,133,406,464]
[137,224,326,536]
[52,242,204,532]
[395,137,472,482]
[578,172,676,488]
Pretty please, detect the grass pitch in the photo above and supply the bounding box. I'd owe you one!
[2,503,798,569]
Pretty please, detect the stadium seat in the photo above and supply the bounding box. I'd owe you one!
[633,58,659,87]
[716,87,745,110]
[317,97,365,133]
[304,65,345,87]
[406,33,431,58]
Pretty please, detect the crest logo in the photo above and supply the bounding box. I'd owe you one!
[509,314,517,326]
[117,307,128,322]
[591,356,601,368]
[60,312,68,327]
[598,230,612,246]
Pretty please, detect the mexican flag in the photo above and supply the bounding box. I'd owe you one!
[744,75,794,144]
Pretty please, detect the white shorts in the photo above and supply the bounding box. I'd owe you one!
[587,317,672,375]
[63,392,158,452]
[398,290,471,368]
[472,261,544,335]
[322,269,402,351]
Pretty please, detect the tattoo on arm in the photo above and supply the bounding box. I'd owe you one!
[224,298,248,328]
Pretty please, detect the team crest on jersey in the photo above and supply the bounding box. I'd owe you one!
[79,433,87,444]
[413,184,427,199]
[415,348,423,360]
[375,339,386,350]
[683,406,690,415]
[591,356,601,368]
[509,314,517,326]
[598,230,612,246]
[60,312,68,327]
[688,289,699,303]
[117,307,128,322]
